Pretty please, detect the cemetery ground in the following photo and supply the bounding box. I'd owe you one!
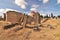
[0,18,60,40]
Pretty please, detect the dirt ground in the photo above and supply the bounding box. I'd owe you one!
[0,18,60,40]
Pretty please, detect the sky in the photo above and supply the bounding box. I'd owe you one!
[0,0,60,16]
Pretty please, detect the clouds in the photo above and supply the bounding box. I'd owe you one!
[0,8,20,13]
[30,4,39,11]
[0,0,60,16]
[39,0,49,3]
[15,0,27,9]
[0,8,20,17]
[57,0,60,4]
[42,0,49,3]
[0,9,5,13]
[0,9,5,17]
[14,0,60,10]
[42,0,60,4]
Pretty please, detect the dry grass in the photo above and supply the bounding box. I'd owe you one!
[0,19,60,40]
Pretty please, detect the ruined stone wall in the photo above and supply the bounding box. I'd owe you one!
[33,12,40,24]
[4,11,24,23]
[4,13,6,21]
[4,11,41,24]
[27,15,34,24]
[29,11,41,24]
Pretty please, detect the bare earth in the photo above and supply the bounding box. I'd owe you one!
[0,18,60,40]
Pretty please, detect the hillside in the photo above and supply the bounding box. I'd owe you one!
[0,18,60,40]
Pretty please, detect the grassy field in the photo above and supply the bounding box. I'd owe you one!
[0,18,60,40]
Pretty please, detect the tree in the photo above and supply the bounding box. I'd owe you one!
[44,14,49,18]
[40,15,43,18]
[57,15,60,18]
[51,13,54,18]
[0,16,3,20]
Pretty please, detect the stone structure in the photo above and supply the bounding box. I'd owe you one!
[4,11,41,30]
[4,11,24,23]
[4,11,41,25]
[29,11,41,25]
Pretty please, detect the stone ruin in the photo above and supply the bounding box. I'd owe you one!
[3,11,55,31]
[4,11,41,24]
[3,11,43,31]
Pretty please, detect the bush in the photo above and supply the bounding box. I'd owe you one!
[0,16,3,20]
[57,15,60,18]
[0,18,3,20]
[44,14,49,18]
